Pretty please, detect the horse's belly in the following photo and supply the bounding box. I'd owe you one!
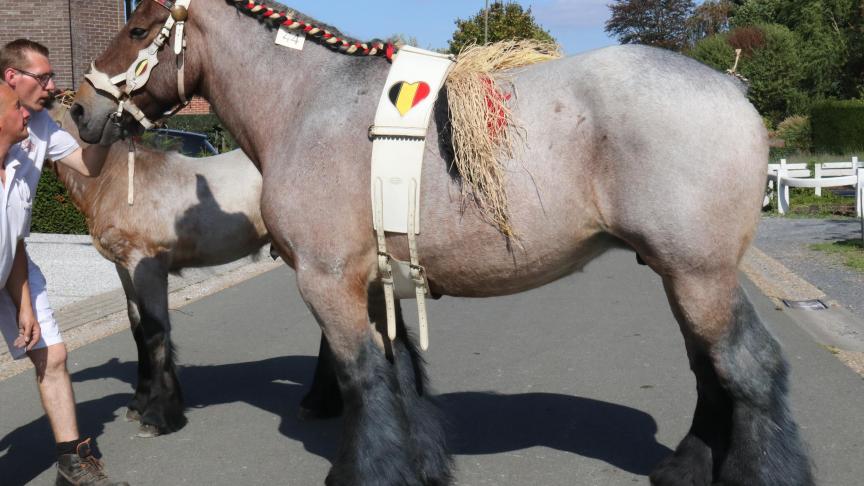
[420,230,617,298]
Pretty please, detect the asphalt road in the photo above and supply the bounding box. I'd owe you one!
[1,249,862,485]
[755,217,864,319]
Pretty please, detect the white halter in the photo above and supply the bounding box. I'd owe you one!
[84,0,192,129]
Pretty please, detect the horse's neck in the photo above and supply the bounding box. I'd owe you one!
[52,156,99,217]
[195,4,386,169]
[52,112,98,216]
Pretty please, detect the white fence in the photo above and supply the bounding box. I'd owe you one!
[767,157,864,216]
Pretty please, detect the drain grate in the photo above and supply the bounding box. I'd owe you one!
[782,299,828,311]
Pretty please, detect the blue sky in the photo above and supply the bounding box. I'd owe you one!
[282,1,616,55]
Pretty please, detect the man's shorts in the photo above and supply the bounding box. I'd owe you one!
[0,258,63,360]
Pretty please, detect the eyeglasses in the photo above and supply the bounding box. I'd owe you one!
[15,68,55,88]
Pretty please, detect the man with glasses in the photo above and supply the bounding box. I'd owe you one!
[1,39,126,486]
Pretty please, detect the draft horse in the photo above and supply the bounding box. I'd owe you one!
[71,0,813,484]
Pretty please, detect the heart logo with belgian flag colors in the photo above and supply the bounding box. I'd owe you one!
[389,81,431,116]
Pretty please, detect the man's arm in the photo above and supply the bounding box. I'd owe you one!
[56,144,110,177]
[5,240,40,350]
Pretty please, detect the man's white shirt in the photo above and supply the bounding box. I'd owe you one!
[0,145,35,287]
[0,109,79,288]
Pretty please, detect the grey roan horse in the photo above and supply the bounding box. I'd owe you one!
[71,1,813,484]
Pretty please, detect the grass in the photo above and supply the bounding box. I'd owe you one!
[809,239,864,270]
[765,187,857,217]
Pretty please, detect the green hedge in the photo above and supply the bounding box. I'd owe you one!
[162,114,238,152]
[810,99,864,154]
[31,168,89,235]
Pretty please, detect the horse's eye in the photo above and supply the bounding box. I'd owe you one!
[130,27,148,40]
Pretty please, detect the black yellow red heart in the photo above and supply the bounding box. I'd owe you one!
[389,81,431,116]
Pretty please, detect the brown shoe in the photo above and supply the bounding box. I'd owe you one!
[55,438,129,486]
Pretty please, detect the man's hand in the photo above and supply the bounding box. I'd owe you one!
[14,307,40,351]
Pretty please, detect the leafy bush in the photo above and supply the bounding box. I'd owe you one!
[688,23,807,124]
[31,168,88,235]
[687,34,734,69]
[810,99,864,153]
[775,115,811,152]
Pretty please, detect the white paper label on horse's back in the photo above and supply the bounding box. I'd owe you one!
[275,27,305,50]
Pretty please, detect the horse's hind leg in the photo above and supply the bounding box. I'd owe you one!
[129,257,186,437]
[298,333,343,420]
[650,270,813,486]
[115,264,150,423]
[296,269,451,486]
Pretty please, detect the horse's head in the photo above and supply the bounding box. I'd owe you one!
[73,0,198,145]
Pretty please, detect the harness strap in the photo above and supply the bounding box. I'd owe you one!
[407,179,429,350]
[374,179,398,340]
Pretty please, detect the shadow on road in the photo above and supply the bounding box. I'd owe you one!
[0,393,129,485]
[1,356,671,483]
[441,391,671,474]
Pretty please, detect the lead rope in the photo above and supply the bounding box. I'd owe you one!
[111,99,136,206]
[127,138,135,206]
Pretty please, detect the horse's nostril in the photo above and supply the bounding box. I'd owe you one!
[70,103,84,122]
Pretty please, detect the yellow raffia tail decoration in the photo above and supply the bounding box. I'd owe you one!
[445,40,562,239]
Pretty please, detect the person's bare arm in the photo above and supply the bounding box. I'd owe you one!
[5,240,40,350]
[56,144,110,177]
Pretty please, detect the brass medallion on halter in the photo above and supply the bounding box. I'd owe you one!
[369,46,454,350]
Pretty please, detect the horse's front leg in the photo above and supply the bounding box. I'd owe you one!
[115,264,151,423]
[296,266,452,486]
[650,270,813,486]
[128,257,186,437]
[298,333,344,420]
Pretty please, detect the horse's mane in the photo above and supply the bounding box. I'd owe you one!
[227,0,391,59]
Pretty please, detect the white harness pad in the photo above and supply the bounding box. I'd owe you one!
[369,46,454,350]
[371,46,454,233]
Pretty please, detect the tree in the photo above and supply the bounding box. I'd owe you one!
[605,0,696,51]
[686,0,735,43]
[733,0,856,99]
[689,24,807,123]
[448,1,555,54]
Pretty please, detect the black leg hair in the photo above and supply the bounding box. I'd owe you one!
[713,287,812,485]
[299,333,344,420]
[116,264,151,423]
[131,258,187,436]
[389,324,452,486]
[651,285,813,486]
[323,292,452,486]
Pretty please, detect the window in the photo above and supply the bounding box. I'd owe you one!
[124,0,141,22]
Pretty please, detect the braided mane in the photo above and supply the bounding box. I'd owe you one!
[228,0,393,58]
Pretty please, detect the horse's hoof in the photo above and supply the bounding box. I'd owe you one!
[125,408,141,422]
[136,424,162,438]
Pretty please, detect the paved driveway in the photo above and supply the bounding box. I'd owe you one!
[1,250,862,485]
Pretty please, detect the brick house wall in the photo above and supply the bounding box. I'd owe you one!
[179,96,211,115]
[0,0,77,88]
[69,0,125,88]
[1,1,210,112]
